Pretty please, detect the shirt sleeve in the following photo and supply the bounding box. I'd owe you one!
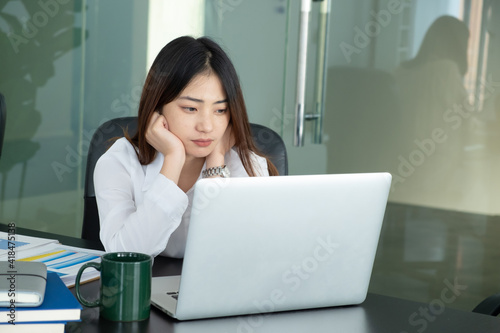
[94,140,189,257]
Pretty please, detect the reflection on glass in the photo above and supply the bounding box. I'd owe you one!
[0,0,85,226]
[392,15,471,210]
[0,1,147,237]
[317,1,500,311]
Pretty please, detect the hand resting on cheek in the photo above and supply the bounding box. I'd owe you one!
[206,124,235,167]
[145,111,185,159]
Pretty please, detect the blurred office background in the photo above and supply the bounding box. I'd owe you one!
[1,0,499,312]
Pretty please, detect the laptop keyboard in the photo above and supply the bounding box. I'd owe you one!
[166,292,179,300]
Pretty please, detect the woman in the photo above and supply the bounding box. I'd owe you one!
[394,15,470,137]
[392,16,471,208]
[94,36,278,258]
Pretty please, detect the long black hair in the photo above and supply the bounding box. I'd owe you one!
[401,16,469,76]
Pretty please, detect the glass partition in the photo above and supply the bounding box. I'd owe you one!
[0,0,148,236]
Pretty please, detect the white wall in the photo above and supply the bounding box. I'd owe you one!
[147,0,205,70]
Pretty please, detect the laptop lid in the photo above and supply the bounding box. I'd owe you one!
[158,173,391,320]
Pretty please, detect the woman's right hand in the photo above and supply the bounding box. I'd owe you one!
[146,112,186,184]
[146,112,187,184]
[145,112,185,159]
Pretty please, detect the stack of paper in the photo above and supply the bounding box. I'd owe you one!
[0,232,104,287]
[0,232,58,258]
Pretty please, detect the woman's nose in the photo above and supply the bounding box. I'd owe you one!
[196,112,213,133]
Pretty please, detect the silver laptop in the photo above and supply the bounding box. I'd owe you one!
[151,173,392,320]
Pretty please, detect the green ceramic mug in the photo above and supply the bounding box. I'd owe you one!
[75,252,152,321]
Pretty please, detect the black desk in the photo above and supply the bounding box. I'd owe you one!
[2,225,500,332]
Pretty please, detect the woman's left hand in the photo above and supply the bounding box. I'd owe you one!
[206,124,235,167]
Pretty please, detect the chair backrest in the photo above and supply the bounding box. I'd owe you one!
[82,116,288,245]
[0,93,6,158]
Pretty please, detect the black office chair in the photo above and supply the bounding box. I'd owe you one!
[0,93,6,158]
[82,116,288,247]
[472,293,500,316]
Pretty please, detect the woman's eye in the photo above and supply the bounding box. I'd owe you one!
[216,109,227,114]
[183,107,196,112]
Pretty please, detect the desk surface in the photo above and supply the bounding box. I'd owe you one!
[2,224,500,332]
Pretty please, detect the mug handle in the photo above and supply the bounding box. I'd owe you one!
[75,261,101,307]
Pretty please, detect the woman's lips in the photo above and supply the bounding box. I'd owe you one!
[192,139,213,147]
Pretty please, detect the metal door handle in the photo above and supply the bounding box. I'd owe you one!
[293,0,312,147]
[313,0,331,144]
[293,0,330,146]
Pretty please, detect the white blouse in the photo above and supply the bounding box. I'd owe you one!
[93,138,269,258]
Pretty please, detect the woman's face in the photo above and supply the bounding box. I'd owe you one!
[161,73,230,160]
